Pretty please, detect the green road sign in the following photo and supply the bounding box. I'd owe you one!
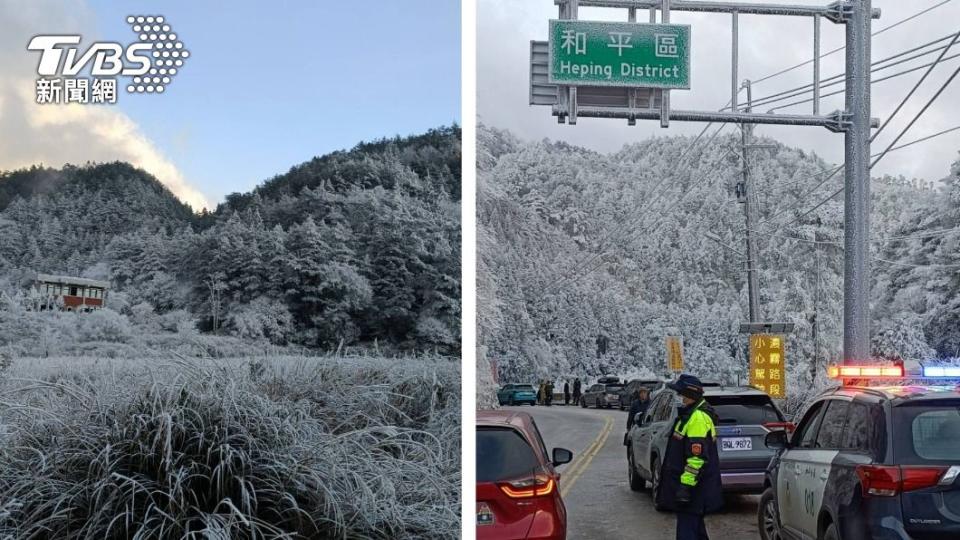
[549,19,691,89]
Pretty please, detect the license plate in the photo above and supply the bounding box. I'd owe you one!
[721,437,752,451]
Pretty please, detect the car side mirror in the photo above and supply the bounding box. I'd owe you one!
[552,447,573,466]
[765,429,790,450]
[634,413,645,427]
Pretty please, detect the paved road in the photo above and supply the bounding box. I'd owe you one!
[509,404,761,539]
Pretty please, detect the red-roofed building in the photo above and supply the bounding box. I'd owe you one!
[35,273,109,312]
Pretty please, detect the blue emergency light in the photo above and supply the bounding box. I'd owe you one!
[922,366,960,378]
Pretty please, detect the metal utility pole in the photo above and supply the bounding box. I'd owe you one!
[739,80,761,323]
[844,0,872,363]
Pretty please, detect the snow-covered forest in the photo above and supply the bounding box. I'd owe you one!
[478,123,959,402]
[0,127,462,537]
[0,126,461,355]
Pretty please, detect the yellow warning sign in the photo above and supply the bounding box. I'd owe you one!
[749,334,786,398]
[666,336,684,373]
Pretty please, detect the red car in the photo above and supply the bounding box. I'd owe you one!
[476,410,573,539]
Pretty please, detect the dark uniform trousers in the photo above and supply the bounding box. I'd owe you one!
[676,511,709,540]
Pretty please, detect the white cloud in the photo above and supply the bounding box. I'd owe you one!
[0,0,209,210]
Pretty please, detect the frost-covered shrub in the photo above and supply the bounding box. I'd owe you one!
[225,297,293,345]
[414,315,458,354]
[476,346,500,410]
[158,309,197,335]
[127,301,159,331]
[74,309,131,343]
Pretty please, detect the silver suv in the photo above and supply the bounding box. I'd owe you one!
[626,385,791,507]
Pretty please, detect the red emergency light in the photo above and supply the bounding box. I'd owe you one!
[827,365,904,379]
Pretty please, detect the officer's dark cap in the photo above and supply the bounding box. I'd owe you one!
[667,374,704,401]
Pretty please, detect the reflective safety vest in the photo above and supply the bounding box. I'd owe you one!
[676,402,717,487]
[655,399,724,515]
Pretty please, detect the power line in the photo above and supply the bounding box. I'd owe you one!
[766,51,960,113]
[886,124,960,153]
[701,119,960,265]
[872,30,960,142]
[870,61,960,168]
[750,51,960,236]
[875,258,960,269]
[749,0,955,87]
[745,33,960,112]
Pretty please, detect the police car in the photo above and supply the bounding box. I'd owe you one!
[759,364,960,540]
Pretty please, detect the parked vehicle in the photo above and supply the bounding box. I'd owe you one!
[497,384,538,406]
[581,381,625,409]
[626,385,792,505]
[617,379,664,410]
[477,410,573,539]
[759,380,960,540]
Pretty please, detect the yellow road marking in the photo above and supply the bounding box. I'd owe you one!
[560,415,614,497]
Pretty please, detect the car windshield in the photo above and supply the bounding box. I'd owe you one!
[894,401,960,464]
[605,384,624,392]
[705,395,783,425]
[514,385,535,392]
[477,427,540,482]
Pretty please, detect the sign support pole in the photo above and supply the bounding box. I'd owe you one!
[843,0,871,364]
[660,0,671,127]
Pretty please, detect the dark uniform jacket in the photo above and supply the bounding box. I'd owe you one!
[626,398,650,431]
[655,399,724,515]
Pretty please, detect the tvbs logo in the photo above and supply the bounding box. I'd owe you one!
[28,15,189,104]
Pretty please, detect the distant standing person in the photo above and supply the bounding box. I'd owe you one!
[563,380,570,405]
[572,378,581,406]
[626,387,651,431]
[545,380,554,406]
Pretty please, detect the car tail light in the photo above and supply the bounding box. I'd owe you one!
[856,465,949,497]
[902,467,950,492]
[763,422,796,433]
[498,473,555,498]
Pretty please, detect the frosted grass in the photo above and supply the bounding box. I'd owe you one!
[0,355,460,539]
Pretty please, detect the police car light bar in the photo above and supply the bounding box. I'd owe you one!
[922,366,960,378]
[827,365,904,379]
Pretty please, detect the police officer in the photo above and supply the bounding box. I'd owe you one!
[655,374,723,540]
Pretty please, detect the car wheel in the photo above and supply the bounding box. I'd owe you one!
[758,487,782,540]
[651,456,666,512]
[822,523,839,540]
[507,396,514,406]
[580,397,587,408]
[628,448,646,492]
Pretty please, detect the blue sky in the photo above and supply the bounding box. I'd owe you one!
[89,1,461,207]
